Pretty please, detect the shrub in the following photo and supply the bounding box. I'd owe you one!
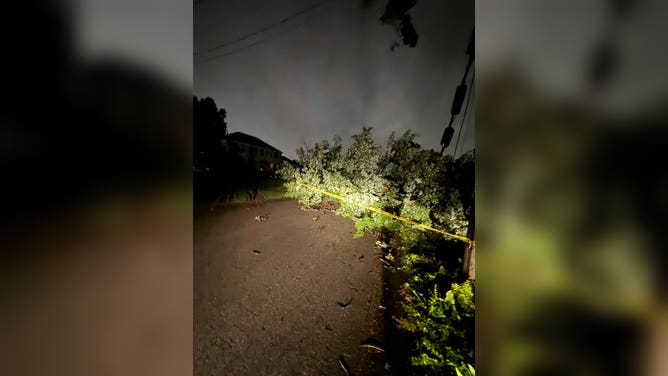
[380,131,469,236]
[278,128,473,238]
[278,128,389,234]
[278,127,475,374]
[397,280,475,376]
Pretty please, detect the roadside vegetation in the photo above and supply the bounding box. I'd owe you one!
[278,128,475,376]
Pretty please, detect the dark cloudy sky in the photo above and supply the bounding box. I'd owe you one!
[194,0,474,159]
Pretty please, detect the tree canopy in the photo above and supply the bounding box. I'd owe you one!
[193,96,228,170]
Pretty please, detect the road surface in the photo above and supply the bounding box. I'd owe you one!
[195,199,386,375]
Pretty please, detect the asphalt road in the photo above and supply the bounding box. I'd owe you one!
[195,199,386,375]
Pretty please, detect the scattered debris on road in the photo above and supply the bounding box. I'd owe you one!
[337,298,353,308]
[377,305,386,310]
[360,338,385,353]
[197,199,383,375]
[360,344,385,353]
[323,200,339,214]
[338,355,353,375]
[312,215,319,221]
[374,240,389,249]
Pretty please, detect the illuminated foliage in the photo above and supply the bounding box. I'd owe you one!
[279,128,473,237]
[278,127,476,374]
[380,130,469,236]
[279,128,387,235]
[397,280,475,376]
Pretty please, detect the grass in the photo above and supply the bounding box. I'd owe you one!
[226,177,287,204]
[259,178,288,200]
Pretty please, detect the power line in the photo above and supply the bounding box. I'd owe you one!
[461,85,475,153]
[195,0,331,56]
[453,70,474,159]
[194,6,328,65]
[440,28,474,156]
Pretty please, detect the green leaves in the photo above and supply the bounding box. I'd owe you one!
[455,363,476,376]
[279,128,475,376]
[445,289,456,308]
[400,202,432,227]
[278,129,387,229]
[279,127,474,241]
[400,280,475,376]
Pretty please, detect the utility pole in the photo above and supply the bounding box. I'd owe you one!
[438,29,476,279]
[440,29,474,156]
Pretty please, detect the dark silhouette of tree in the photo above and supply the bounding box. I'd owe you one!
[193,96,228,170]
[194,96,261,203]
[586,0,636,91]
[3,2,192,238]
[380,0,418,48]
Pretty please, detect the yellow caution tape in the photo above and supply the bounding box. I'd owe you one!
[296,182,475,246]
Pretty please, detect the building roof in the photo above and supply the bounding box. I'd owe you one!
[224,131,281,153]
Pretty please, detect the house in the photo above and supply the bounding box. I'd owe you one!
[221,131,283,171]
[281,155,297,167]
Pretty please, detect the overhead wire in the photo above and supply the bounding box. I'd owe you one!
[195,9,329,65]
[195,0,331,56]
[453,70,474,159]
[460,84,475,153]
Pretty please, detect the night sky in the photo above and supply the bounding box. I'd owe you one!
[195,0,474,159]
